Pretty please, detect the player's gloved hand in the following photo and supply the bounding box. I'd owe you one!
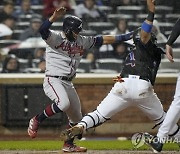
[113,76,124,82]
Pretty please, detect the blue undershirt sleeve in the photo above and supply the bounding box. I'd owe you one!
[94,36,103,47]
[115,31,134,42]
[39,19,53,40]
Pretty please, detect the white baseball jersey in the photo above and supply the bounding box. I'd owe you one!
[45,30,95,77]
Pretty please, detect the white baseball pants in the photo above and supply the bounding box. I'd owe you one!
[78,76,178,135]
[157,73,180,139]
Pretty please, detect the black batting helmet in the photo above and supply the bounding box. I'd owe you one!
[63,16,83,42]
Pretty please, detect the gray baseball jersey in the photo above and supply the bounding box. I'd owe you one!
[45,30,95,77]
[43,30,96,124]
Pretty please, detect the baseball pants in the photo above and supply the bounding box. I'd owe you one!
[157,73,180,139]
[79,76,179,135]
[43,77,82,124]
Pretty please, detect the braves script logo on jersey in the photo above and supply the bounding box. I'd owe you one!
[55,41,84,55]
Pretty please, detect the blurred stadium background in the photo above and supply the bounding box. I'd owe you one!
[0,0,180,140]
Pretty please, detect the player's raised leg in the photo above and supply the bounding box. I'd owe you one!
[60,81,130,141]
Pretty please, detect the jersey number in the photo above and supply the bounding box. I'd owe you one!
[126,51,135,67]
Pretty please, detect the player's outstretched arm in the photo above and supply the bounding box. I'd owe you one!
[92,30,135,47]
[102,31,134,44]
[140,0,155,44]
[39,7,66,40]
[94,0,155,46]
[166,18,180,62]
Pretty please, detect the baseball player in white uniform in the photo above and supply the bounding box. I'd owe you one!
[27,7,136,152]
[60,1,180,152]
[144,18,180,153]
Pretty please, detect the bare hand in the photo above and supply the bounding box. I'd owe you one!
[165,44,174,63]
[49,7,66,22]
[147,0,155,12]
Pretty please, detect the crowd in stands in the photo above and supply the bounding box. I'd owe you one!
[0,0,180,73]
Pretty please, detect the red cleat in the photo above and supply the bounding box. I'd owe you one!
[27,116,40,138]
[62,142,87,152]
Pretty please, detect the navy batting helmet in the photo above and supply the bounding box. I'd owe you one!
[63,16,83,42]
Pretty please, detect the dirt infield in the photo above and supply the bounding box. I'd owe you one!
[0,150,179,154]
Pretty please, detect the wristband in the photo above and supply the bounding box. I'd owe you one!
[147,10,154,22]
[141,21,153,33]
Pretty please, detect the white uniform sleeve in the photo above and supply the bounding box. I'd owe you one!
[82,35,96,50]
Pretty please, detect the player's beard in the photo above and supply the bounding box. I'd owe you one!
[65,30,76,42]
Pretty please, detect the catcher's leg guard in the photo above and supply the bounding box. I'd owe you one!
[78,110,110,130]
[60,110,110,141]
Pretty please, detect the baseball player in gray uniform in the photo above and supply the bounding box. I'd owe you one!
[144,18,180,153]
[27,7,135,152]
[59,1,180,152]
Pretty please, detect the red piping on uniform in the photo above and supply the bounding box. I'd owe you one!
[47,77,60,104]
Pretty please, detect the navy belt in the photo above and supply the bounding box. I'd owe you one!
[46,75,73,81]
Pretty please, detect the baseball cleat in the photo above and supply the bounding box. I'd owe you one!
[62,142,87,152]
[143,132,163,153]
[27,116,40,138]
[60,125,84,141]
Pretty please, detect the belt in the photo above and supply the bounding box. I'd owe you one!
[46,75,74,81]
[121,74,150,82]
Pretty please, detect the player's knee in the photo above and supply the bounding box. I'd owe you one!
[56,100,70,111]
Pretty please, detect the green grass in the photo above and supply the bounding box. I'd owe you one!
[0,140,179,151]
